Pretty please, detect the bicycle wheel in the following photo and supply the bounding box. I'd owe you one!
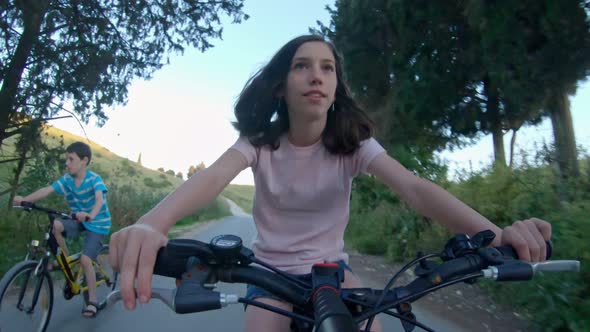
[0,260,54,332]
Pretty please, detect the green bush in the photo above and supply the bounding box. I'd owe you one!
[107,184,167,229]
[143,177,172,189]
[346,160,590,331]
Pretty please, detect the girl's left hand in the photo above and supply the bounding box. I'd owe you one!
[501,218,552,262]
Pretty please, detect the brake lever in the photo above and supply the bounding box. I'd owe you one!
[104,287,176,311]
[531,260,580,273]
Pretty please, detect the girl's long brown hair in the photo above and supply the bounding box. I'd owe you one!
[233,35,374,155]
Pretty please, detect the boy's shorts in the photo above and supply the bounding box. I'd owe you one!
[244,260,353,308]
[59,218,105,260]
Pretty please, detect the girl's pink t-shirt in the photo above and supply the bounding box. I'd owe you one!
[230,135,385,274]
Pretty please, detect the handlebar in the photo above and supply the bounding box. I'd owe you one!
[105,231,580,332]
[15,201,90,221]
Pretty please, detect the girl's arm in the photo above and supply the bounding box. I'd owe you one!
[367,152,551,259]
[136,148,248,234]
[110,148,248,309]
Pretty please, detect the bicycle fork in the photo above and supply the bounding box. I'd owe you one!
[16,261,48,314]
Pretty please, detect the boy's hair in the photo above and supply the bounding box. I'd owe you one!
[66,141,92,164]
[233,34,375,155]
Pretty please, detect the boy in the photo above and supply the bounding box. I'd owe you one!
[14,141,112,318]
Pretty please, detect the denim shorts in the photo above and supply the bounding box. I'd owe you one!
[60,218,105,260]
[244,260,353,306]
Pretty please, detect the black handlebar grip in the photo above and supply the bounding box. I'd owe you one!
[21,201,34,208]
[153,239,216,279]
[496,241,553,260]
[313,287,358,332]
[153,245,190,279]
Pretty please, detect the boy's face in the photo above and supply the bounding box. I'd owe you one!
[65,152,88,176]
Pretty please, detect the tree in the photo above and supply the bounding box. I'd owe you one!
[187,165,197,178]
[315,0,481,176]
[466,0,590,172]
[318,0,590,176]
[137,152,142,166]
[165,169,175,176]
[0,0,248,145]
[187,162,206,178]
[176,172,183,180]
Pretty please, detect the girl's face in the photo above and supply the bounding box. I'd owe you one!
[283,41,337,123]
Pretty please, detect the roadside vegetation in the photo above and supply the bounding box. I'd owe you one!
[0,126,253,275]
[346,151,590,331]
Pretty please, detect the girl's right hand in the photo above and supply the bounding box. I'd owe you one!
[109,223,168,310]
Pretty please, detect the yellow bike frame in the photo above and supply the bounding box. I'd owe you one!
[55,250,111,295]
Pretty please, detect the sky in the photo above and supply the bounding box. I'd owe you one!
[54,0,590,185]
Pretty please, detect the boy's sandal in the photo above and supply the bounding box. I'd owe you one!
[82,302,99,318]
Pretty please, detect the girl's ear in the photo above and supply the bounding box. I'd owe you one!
[274,84,285,98]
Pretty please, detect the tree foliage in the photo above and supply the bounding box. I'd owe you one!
[0,0,248,144]
[317,0,590,176]
[187,161,205,178]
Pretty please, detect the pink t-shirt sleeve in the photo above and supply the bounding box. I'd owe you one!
[229,136,258,168]
[351,137,386,175]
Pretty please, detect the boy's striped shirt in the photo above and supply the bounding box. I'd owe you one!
[52,170,111,235]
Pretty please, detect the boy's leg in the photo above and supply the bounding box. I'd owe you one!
[80,255,97,315]
[53,219,78,257]
[80,231,106,317]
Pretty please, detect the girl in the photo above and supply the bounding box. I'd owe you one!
[109,35,551,332]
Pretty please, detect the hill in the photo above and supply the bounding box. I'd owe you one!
[0,125,254,275]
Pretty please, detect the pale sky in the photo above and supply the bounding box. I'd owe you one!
[54,1,590,185]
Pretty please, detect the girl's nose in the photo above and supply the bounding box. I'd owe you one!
[309,64,323,85]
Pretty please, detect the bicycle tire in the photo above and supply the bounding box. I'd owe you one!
[0,260,54,332]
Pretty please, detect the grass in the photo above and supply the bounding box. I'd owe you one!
[222,184,255,213]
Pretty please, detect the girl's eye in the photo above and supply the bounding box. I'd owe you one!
[323,64,335,72]
[293,62,307,70]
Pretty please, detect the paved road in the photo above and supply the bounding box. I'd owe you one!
[42,204,465,331]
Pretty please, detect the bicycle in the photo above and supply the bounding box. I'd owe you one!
[104,229,580,331]
[0,201,118,332]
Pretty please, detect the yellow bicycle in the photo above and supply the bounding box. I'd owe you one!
[0,202,117,332]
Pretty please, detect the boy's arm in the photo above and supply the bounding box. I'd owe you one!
[75,191,104,221]
[13,186,55,205]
